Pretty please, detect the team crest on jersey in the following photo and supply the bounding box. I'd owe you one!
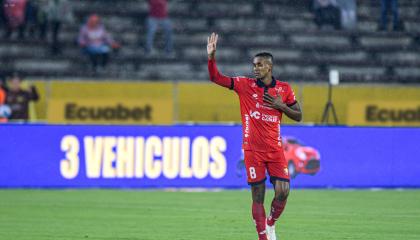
[252,94,258,99]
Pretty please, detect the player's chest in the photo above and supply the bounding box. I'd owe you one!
[244,84,286,107]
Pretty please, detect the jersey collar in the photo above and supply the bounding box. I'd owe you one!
[256,77,276,88]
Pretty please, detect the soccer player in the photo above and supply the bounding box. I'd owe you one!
[207,33,302,240]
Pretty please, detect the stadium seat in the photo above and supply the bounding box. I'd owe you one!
[1,0,419,83]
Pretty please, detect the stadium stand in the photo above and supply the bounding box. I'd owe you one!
[0,0,419,83]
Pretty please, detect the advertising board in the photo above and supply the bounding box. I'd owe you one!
[1,125,419,188]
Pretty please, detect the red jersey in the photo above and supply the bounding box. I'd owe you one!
[149,0,168,18]
[208,59,297,152]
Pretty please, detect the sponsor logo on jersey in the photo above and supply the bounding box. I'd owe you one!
[249,110,261,119]
[262,114,278,123]
[256,103,274,110]
[249,110,278,123]
[244,114,250,138]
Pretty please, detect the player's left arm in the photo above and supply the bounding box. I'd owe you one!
[263,93,302,122]
[282,102,302,122]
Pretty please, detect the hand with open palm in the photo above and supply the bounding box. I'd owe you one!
[207,32,218,59]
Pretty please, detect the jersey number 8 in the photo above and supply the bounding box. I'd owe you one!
[249,167,257,179]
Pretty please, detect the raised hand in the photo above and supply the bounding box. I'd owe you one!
[207,32,218,59]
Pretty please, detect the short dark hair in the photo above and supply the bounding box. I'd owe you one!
[254,52,273,63]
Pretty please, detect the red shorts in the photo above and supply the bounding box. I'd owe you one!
[244,150,290,185]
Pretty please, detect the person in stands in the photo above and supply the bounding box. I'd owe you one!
[4,73,39,121]
[144,0,174,57]
[78,14,120,72]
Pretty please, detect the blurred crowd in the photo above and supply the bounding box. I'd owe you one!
[0,0,175,121]
[0,0,405,73]
[0,0,174,72]
[0,0,73,54]
[0,0,410,122]
[312,0,403,31]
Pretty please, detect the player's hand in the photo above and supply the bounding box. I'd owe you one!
[263,92,287,111]
[207,32,218,59]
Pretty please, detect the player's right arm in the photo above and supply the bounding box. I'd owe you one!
[207,33,234,89]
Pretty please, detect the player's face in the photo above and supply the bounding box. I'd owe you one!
[253,57,272,79]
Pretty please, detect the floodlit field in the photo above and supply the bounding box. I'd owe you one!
[0,189,419,240]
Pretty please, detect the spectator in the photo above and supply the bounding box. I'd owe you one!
[78,14,120,72]
[0,79,7,123]
[24,0,40,39]
[0,73,6,92]
[46,0,74,54]
[145,0,173,57]
[0,0,6,29]
[4,73,39,121]
[313,0,341,30]
[0,86,5,103]
[336,0,356,30]
[36,0,48,40]
[3,0,27,39]
[379,0,402,31]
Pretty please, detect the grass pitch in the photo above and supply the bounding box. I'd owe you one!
[0,189,419,240]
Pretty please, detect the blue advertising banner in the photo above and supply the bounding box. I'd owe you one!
[0,124,419,188]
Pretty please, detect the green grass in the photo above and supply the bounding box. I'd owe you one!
[0,189,419,240]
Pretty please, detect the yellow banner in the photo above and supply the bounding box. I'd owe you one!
[347,101,420,126]
[32,80,420,126]
[47,99,173,124]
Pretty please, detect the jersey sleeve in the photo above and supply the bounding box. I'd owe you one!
[285,84,297,106]
[231,76,248,94]
[208,59,234,89]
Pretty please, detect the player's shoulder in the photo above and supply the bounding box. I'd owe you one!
[232,76,255,85]
[274,79,293,90]
[274,79,291,86]
[233,76,254,81]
